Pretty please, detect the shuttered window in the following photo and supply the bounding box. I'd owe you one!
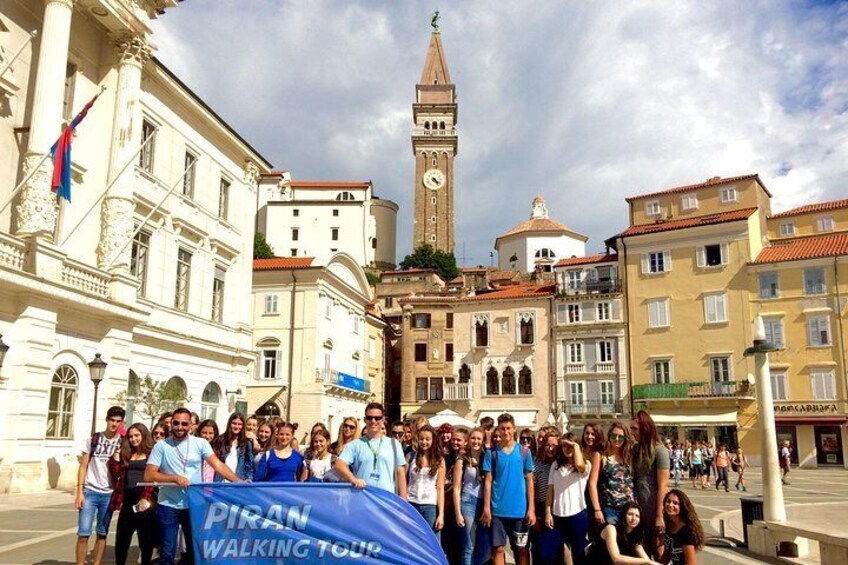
[704,293,728,324]
[811,371,836,400]
[807,315,831,346]
[648,298,670,328]
[641,251,672,274]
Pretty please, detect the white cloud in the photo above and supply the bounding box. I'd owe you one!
[152,0,848,263]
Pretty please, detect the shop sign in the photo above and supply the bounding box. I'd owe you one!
[774,402,839,416]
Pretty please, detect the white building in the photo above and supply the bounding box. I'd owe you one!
[257,175,398,270]
[0,0,271,493]
[495,196,588,273]
[248,254,379,435]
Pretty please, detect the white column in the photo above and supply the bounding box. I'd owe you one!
[15,0,75,240]
[97,34,151,272]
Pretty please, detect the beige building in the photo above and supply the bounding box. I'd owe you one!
[249,254,380,437]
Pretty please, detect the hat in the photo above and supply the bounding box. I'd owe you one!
[437,423,454,433]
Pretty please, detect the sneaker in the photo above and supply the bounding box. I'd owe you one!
[742,486,747,492]
[715,485,720,490]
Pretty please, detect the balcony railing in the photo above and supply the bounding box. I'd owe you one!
[316,368,371,393]
[561,280,621,296]
[413,128,457,137]
[632,380,754,401]
[558,400,624,416]
[565,363,585,374]
[596,361,615,373]
[444,381,473,401]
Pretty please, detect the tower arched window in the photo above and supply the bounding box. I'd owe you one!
[201,382,221,420]
[425,121,430,130]
[502,366,516,395]
[336,192,355,201]
[474,316,489,347]
[46,364,78,439]
[486,366,499,395]
[535,248,556,259]
[440,121,446,130]
[459,364,471,384]
[519,366,533,395]
[518,312,535,345]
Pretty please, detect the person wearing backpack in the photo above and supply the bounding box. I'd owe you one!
[75,405,125,565]
[481,413,535,565]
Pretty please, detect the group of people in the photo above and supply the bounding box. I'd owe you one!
[74,404,707,565]
[667,440,750,492]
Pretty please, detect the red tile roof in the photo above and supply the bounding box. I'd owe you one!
[459,284,555,302]
[253,257,315,270]
[769,198,848,219]
[751,233,848,264]
[625,174,770,201]
[290,181,370,189]
[495,217,587,244]
[617,208,758,238]
[555,253,618,268]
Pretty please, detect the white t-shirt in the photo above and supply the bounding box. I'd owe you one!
[225,443,239,472]
[547,460,591,518]
[307,453,334,480]
[82,432,122,493]
[407,460,438,505]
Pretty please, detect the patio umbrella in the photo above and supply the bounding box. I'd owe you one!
[428,408,476,428]
[557,411,569,433]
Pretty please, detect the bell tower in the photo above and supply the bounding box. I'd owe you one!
[412,23,457,253]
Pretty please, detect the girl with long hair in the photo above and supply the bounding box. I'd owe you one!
[213,412,254,481]
[581,423,604,459]
[630,410,670,555]
[545,433,590,565]
[331,417,361,456]
[197,419,219,482]
[408,425,446,538]
[109,423,157,565]
[152,422,169,443]
[731,447,748,491]
[589,421,634,526]
[245,414,261,453]
[256,422,304,482]
[532,430,561,565]
[588,502,662,565]
[254,422,274,466]
[658,490,704,565]
[453,428,490,565]
[301,428,336,482]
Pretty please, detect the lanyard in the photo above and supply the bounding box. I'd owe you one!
[173,437,190,474]
[364,436,384,468]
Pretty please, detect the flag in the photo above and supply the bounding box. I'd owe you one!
[50,91,100,202]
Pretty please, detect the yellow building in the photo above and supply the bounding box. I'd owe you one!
[613,175,772,460]
[749,198,848,468]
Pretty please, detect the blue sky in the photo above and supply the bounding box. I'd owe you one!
[153,1,848,265]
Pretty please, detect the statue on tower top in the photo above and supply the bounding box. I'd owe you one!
[431,11,440,32]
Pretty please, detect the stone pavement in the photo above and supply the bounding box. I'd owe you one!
[0,468,846,564]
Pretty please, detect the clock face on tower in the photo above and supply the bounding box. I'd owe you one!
[422,168,446,190]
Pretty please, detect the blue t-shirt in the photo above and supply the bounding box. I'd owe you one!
[256,449,304,482]
[148,436,213,509]
[340,435,405,493]
[483,444,534,519]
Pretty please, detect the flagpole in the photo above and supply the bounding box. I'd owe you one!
[59,127,159,247]
[105,161,195,270]
[0,30,38,83]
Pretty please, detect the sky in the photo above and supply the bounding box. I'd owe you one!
[152,1,848,266]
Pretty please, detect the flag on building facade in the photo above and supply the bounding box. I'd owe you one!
[50,91,100,202]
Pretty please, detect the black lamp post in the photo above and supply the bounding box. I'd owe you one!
[88,353,107,434]
[0,334,9,369]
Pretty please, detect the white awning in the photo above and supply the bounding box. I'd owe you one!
[478,410,539,429]
[649,411,738,427]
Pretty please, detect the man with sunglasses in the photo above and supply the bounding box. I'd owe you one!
[334,402,407,498]
[145,407,242,565]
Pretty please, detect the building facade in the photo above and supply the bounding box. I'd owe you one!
[0,0,271,493]
[495,196,588,273]
[257,175,398,270]
[412,30,457,252]
[249,254,379,437]
[553,253,629,428]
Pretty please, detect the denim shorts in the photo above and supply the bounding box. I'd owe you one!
[603,506,621,525]
[491,516,528,553]
[77,487,114,537]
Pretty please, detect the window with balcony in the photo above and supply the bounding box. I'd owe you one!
[811,370,836,400]
[446,312,454,329]
[642,251,671,274]
[720,187,737,203]
[759,272,779,299]
[413,313,431,329]
[567,303,581,323]
[597,302,611,321]
[763,317,784,348]
[653,359,672,384]
[502,367,516,395]
[218,177,230,220]
[414,343,427,362]
[696,243,728,268]
[807,315,831,346]
[174,248,192,311]
[647,298,670,328]
[597,341,613,365]
[681,193,698,211]
[459,364,471,384]
[486,366,499,395]
[704,292,728,324]
[804,267,825,295]
[264,294,278,314]
[645,200,661,216]
[779,222,796,237]
[445,343,454,362]
[182,151,197,198]
[130,229,150,298]
[139,119,156,173]
[211,264,226,323]
[566,343,583,372]
[474,315,489,347]
[817,216,834,232]
[770,371,788,401]
[566,270,582,290]
[429,377,444,401]
[710,356,732,383]
[518,312,534,345]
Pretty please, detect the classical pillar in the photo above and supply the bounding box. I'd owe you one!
[97,33,151,272]
[15,0,75,240]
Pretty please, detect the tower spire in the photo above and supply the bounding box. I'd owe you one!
[419,29,452,89]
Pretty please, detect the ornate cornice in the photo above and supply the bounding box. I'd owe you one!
[112,33,152,66]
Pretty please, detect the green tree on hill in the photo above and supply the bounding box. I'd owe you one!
[400,244,460,282]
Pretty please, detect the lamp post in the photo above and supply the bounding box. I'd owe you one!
[88,354,107,434]
[743,315,786,522]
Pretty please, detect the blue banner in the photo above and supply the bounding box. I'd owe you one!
[188,483,446,564]
[338,372,366,392]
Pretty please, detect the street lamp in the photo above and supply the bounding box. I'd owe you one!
[0,334,9,369]
[743,315,786,523]
[88,353,108,434]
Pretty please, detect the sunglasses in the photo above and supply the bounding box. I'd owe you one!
[520,437,534,443]
[153,431,165,437]
[610,433,626,442]
[365,415,383,422]
[343,424,356,430]
[391,430,405,437]
[172,421,190,428]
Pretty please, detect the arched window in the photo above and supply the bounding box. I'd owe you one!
[258,337,281,380]
[502,367,516,395]
[519,366,533,395]
[459,364,471,384]
[486,367,499,395]
[46,365,78,439]
[519,313,534,345]
[440,121,446,130]
[336,191,355,201]
[535,248,556,259]
[425,121,430,130]
[474,316,489,347]
[163,376,188,413]
[201,382,221,420]
[126,370,141,425]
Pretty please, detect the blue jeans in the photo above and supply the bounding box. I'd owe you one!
[459,496,490,565]
[554,511,589,565]
[77,487,114,537]
[603,506,621,525]
[410,502,441,541]
[157,504,193,565]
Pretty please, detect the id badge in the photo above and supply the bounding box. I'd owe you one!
[369,472,381,482]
